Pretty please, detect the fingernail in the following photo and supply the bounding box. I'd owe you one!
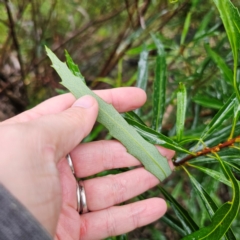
[73,95,95,108]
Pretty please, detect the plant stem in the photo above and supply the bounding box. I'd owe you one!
[174,135,240,166]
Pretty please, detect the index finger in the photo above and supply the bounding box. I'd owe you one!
[3,87,146,124]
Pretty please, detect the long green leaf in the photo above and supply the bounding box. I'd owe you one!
[176,83,187,141]
[124,117,192,154]
[192,95,223,110]
[193,10,213,40]
[230,98,240,138]
[159,186,199,235]
[213,0,240,100]
[123,111,146,126]
[183,167,236,240]
[161,213,186,237]
[151,34,167,133]
[46,47,171,181]
[188,164,231,187]
[135,45,148,116]
[181,12,192,45]
[183,156,240,239]
[205,44,233,84]
[135,45,148,91]
[200,93,235,140]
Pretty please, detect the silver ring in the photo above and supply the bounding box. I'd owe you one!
[76,182,81,213]
[79,181,89,214]
[66,154,76,177]
[66,154,89,214]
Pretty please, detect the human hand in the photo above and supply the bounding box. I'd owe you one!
[0,87,174,240]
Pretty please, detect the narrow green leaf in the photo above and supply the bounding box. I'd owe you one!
[135,45,148,91]
[181,12,192,45]
[193,10,213,40]
[192,95,223,110]
[213,0,240,100]
[176,83,187,141]
[205,44,233,84]
[83,124,105,143]
[161,213,186,237]
[94,77,115,87]
[188,164,231,187]
[135,45,148,115]
[226,162,240,175]
[46,47,172,181]
[122,111,146,126]
[124,117,192,154]
[126,43,155,55]
[159,186,199,235]
[200,93,235,140]
[183,167,236,240]
[65,50,85,83]
[184,166,218,217]
[193,23,221,42]
[230,98,240,138]
[183,156,240,239]
[151,34,167,132]
[213,0,240,62]
[116,234,127,240]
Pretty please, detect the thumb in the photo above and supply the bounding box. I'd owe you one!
[32,95,99,162]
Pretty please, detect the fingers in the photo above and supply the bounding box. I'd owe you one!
[80,198,167,240]
[29,95,99,162]
[71,140,175,178]
[85,168,159,211]
[95,87,146,112]
[3,87,146,124]
[71,140,141,177]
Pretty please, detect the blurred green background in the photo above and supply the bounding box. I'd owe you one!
[1,0,240,239]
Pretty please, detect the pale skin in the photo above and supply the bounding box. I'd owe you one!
[0,87,174,240]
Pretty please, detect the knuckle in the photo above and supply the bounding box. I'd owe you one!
[105,208,117,236]
[129,204,141,229]
[108,175,127,204]
[101,141,114,171]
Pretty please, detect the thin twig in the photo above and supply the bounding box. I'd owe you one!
[174,135,240,166]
